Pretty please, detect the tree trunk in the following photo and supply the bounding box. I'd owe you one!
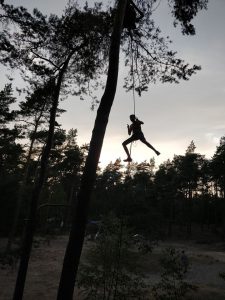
[6,106,46,254]
[63,184,76,229]
[168,196,174,237]
[12,70,65,300]
[187,187,193,236]
[57,1,127,299]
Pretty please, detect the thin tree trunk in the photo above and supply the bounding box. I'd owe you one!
[12,69,65,300]
[57,1,127,299]
[214,183,218,230]
[113,218,124,300]
[6,106,46,253]
[187,187,193,236]
[168,196,174,237]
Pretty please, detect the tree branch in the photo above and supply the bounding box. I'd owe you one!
[30,50,60,70]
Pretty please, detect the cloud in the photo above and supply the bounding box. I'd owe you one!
[205,133,220,145]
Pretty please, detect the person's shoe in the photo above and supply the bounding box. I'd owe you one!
[123,157,132,162]
[156,151,160,156]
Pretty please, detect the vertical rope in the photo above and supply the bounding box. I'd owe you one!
[129,34,136,158]
[130,36,136,116]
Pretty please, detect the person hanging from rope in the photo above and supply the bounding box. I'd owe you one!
[122,114,160,162]
[123,0,144,32]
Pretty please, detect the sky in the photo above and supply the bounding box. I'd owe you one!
[2,0,225,168]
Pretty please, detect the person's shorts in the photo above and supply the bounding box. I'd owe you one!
[124,132,146,144]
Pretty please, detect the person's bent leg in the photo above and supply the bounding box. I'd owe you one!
[122,136,135,161]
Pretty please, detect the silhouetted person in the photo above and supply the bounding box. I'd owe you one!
[123,0,144,31]
[181,250,189,273]
[122,114,160,162]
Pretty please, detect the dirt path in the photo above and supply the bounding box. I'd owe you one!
[146,240,225,299]
[0,237,225,299]
[0,236,68,300]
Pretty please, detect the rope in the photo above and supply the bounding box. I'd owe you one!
[130,35,136,116]
[129,34,136,158]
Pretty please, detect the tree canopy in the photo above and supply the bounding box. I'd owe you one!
[0,1,211,299]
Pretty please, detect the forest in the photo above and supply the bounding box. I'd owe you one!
[1,102,225,240]
[0,0,225,299]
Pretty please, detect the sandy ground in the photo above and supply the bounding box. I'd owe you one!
[142,240,225,299]
[1,236,225,299]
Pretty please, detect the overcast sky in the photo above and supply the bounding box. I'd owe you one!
[3,0,225,167]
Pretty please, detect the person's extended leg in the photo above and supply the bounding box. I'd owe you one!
[122,136,136,162]
[140,136,160,155]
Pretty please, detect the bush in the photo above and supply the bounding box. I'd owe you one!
[152,248,197,300]
[77,215,149,300]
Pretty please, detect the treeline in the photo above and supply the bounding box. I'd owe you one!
[0,1,214,298]
[1,83,225,240]
[0,83,86,237]
[91,139,225,239]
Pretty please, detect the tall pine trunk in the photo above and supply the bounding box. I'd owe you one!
[12,69,66,300]
[6,105,46,254]
[57,1,128,299]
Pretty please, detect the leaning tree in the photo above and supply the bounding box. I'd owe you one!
[5,81,59,253]
[57,0,208,299]
[0,2,112,299]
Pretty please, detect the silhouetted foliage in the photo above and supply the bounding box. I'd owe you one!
[77,215,148,300]
[0,1,212,299]
[152,247,197,300]
[0,84,24,236]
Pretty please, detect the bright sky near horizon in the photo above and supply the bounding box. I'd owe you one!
[2,0,225,168]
